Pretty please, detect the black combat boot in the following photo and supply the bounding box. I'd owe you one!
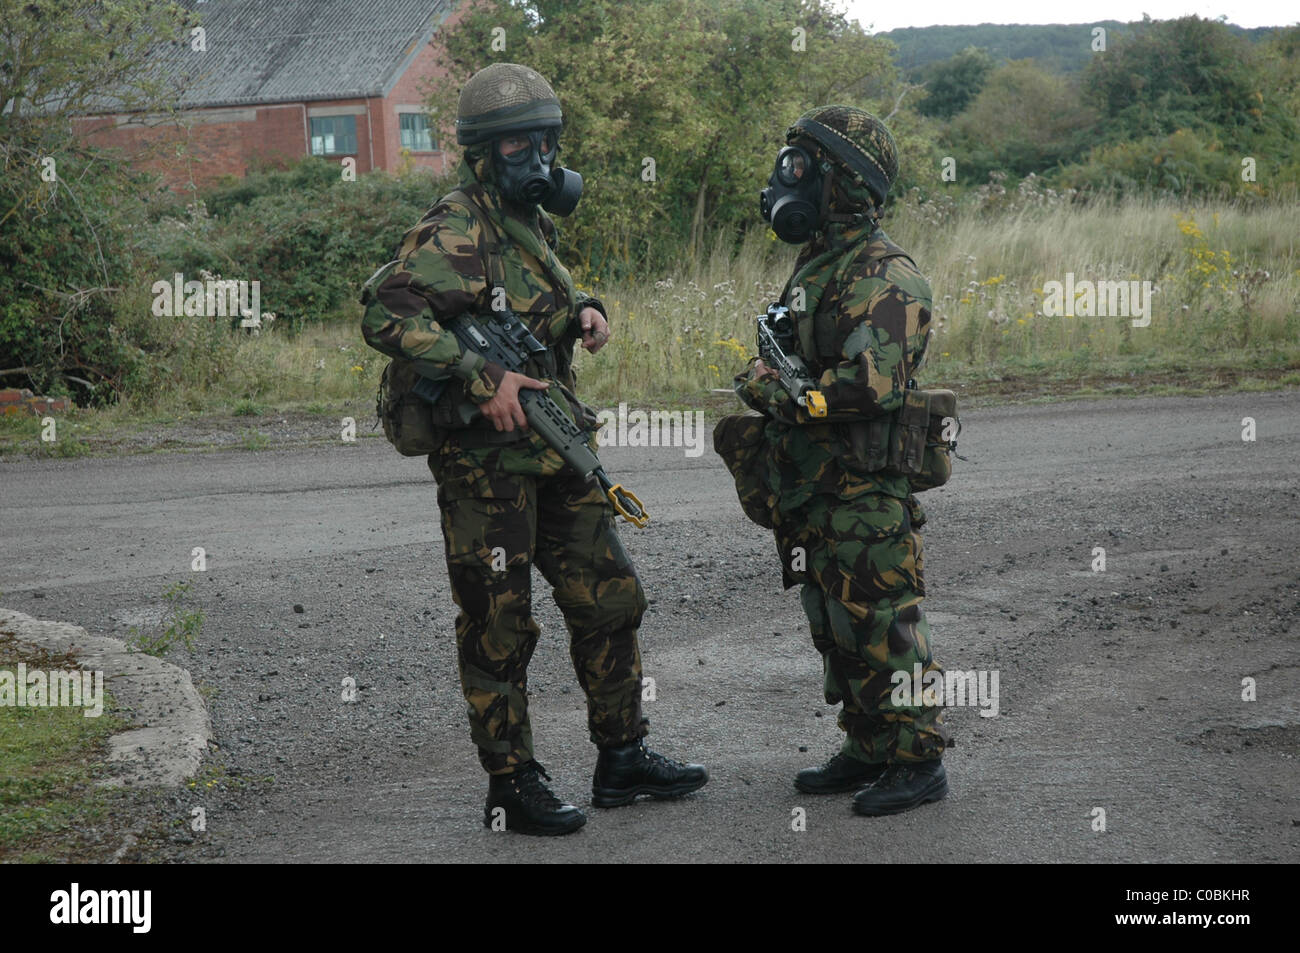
[484,761,587,836]
[851,759,948,816]
[591,739,709,808]
[794,752,888,794]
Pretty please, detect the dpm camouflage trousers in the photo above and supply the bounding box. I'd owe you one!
[773,492,949,764]
[429,452,649,774]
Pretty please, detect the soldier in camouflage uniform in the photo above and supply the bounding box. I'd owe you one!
[737,106,950,816]
[360,63,706,836]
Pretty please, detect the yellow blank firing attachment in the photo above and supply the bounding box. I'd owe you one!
[802,390,828,418]
[607,485,650,529]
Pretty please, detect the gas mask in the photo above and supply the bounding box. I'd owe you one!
[759,145,826,244]
[492,128,583,216]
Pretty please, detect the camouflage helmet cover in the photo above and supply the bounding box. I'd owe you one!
[787,105,899,206]
[456,63,563,145]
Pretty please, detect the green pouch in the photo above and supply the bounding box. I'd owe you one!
[847,415,892,472]
[376,358,447,457]
[713,412,776,528]
[910,388,959,492]
[891,389,932,476]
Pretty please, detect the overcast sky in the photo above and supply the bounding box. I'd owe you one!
[846,0,1299,32]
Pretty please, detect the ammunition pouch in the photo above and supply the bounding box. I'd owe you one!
[376,357,486,457]
[846,388,958,492]
[377,358,440,456]
[713,412,776,528]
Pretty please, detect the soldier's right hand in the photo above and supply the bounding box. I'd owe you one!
[481,370,549,432]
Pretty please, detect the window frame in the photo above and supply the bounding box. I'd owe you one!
[309,115,358,157]
[398,112,437,153]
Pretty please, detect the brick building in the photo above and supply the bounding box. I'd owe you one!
[77,0,463,190]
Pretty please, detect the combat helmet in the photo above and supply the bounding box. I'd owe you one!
[787,105,898,207]
[456,63,563,145]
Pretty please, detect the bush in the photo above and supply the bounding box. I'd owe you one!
[1057,129,1242,199]
[0,148,158,404]
[145,158,457,332]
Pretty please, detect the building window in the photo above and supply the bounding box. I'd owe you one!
[310,116,357,156]
[399,113,436,152]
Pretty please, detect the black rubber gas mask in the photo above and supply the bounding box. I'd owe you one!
[759,145,824,244]
[493,128,583,215]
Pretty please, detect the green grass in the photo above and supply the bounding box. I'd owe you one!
[126,581,204,658]
[0,633,128,862]
[568,197,1299,405]
[0,413,92,458]
[239,429,272,451]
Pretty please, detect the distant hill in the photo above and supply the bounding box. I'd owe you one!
[880,21,1280,75]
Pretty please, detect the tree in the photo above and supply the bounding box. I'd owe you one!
[1078,16,1298,196]
[1083,15,1273,142]
[1,0,197,215]
[947,60,1097,180]
[0,0,196,399]
[916,47,996,119]
[427,0,915,274]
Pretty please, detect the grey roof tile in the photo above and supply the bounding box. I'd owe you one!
[116,0,454,110]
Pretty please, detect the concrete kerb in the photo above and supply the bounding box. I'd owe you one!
[0,607,213,788]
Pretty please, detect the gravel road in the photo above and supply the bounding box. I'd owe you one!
[2,390,1297,863]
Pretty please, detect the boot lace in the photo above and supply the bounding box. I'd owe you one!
[872,763,921,789]
[638,742,683,777]
[823,753,856,772]
[513,762,563,810]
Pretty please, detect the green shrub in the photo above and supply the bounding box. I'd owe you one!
[1057,129,1242,199]
[0,148,158,404]
[144,158,457,332]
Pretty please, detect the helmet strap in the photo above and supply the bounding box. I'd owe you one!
[822,170,858,226]
[820,168,882,230]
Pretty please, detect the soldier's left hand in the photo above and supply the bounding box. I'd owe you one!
[579,307,610,353]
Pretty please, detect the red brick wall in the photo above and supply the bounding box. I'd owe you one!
[78,103,306,190]
[378,31,458,177]
[77,98,392,190]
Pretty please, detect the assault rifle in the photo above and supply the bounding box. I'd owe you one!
[412,310,649,528]
[757,304,827,418]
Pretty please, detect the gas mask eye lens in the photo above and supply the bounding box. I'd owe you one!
[780,150,800,184]
[777,148,808,186]
[498,130,557,165]
[498,136,532,162]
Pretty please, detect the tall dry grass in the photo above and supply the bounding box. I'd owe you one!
[572,194,1300,404]
[84,194,1300,422]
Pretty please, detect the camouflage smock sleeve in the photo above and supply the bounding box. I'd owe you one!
[359,204,506,403]
[574,291,607,321]
[735,364,801,423]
